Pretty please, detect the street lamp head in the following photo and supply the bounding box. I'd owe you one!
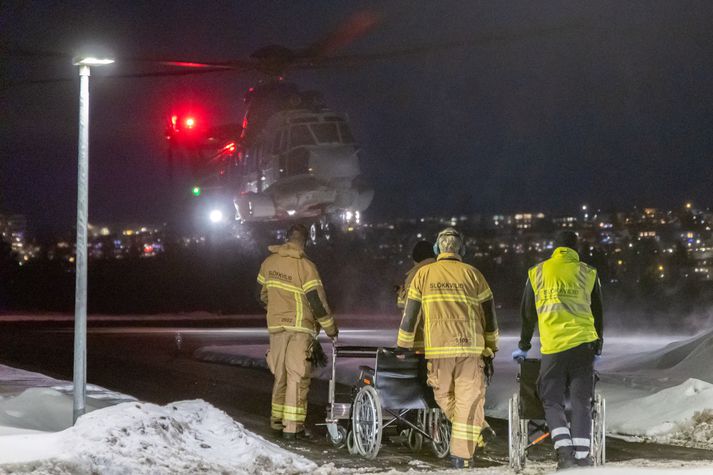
[73,57,115,66]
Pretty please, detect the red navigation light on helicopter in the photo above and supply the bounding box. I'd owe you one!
[185,117,196,128]
[223,142,237,154]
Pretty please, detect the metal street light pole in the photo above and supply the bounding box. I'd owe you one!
[72,56,113,424]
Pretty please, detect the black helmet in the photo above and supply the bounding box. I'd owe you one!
[412,240,435,263]
[555,230,578,250]
[287,224,308,242]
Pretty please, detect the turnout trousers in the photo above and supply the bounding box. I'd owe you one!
[427,356,486,459]
[266,331,313,434]
[538,342,596,460]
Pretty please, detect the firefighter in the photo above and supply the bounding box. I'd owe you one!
[396,240,436,353]
[257,224,338,440]
[397,228,499,468]
[512,230,603,469]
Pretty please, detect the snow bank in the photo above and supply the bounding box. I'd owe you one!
[0,400,317,474]
[608,378,713,437]
[604,328,713,385]
[561,467,713,475]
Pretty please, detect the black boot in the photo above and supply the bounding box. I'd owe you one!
[283,429,313,441]
[270,421,284,436]
[576,456,594,467]
[450,456,472,469]
[480,426,496,447]
[556,446,577,471]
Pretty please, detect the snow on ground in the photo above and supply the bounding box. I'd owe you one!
[1,348,713,473]
[0,399,317,474]
[193,328,713,449]
[0,365,317,474]
[0,365,135,436]
[371,461,713,475]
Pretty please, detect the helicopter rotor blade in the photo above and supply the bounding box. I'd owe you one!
[301,10,382,58]
[1,65,252,89]
[2,47,72,60]
[291,22,589,70]
[3,20,590,88]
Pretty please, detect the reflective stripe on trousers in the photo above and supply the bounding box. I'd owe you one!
[267,331,312,433]
[426,356,486,459]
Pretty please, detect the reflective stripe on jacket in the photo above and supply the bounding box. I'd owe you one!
[529,247,599,354]
[399,252,497,359]
[257,242,336,336]
[396,257,435,351]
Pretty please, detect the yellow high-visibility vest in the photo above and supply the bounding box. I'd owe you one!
[529,247,599,354]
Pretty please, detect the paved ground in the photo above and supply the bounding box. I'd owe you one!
[0,317,712,471]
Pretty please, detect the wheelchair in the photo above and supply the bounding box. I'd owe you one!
[324,344,450,460]
[508,358,606,471]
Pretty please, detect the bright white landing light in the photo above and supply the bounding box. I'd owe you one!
[209,209,224,223]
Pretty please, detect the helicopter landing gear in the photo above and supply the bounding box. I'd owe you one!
[309,223,319,244]
[308,219,334,245]
[321,222,332,241]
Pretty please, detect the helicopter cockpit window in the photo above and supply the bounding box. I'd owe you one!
[271,133,279,154]
[279,129,288,152]
[290,125,315,147]
[312,123,340,144]
[272,130,283,154]
[338,123,354,143]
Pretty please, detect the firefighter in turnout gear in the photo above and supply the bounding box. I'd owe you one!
[257,224,338,439]
[396,240,436,353]
[513,230,603,469]
[397,228,499,468]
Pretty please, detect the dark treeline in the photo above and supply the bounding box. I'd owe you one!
[0,235,403,316]
[1,232,713,333]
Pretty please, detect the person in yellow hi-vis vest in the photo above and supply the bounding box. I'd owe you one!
[397,228,499,469]
[257,224,338,440]
[512,230,603,470]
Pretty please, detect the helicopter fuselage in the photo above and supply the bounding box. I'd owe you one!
[232,108,373,223]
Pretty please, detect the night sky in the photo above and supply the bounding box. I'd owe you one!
[2,1,713,233]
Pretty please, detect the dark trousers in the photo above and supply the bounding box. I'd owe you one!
[538,342,595,459]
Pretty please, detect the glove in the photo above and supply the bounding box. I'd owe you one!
[511,348,528,361]
[483,356,494,385]
[394,346,412,359]
[594,338,603,356]
[307,338,328,368]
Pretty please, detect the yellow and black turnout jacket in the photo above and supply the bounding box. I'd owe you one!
[397,252,499,359]
[257,242,337,337]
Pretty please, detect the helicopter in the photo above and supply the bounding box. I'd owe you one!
[159,13,388,240]
[165,74,374,241]
[6,13,582,241]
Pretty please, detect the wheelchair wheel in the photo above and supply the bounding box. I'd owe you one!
[508,393,527,472]
[591,393,606,466]
[352,385,383,459]
[428,408,451,459]
[405,426,424,453]
[346,429,358,455]
[327,424,347,448]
